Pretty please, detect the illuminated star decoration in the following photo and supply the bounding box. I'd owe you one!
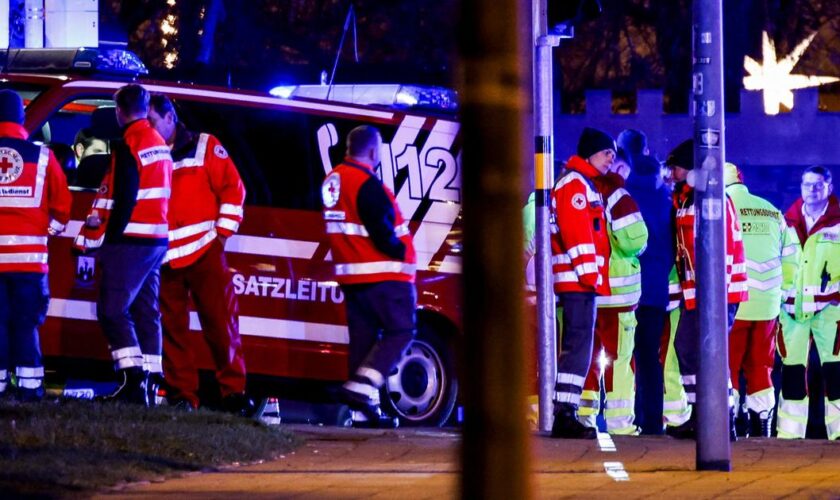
[743,31,839,115]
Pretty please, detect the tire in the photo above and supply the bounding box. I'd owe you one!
[380,318,458,427]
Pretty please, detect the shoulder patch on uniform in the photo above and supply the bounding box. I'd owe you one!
[214,144,229,159]
[99,184,108,194]
[571,193,586,210]
[322,172,341,208]
[0,147,24,184]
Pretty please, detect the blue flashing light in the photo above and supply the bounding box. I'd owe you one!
[269,85,296,99]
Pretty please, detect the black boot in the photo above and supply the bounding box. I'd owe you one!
[665,411,697,440]
[748,409,773,438]
[222,392,257,418]
[98,367,148,406]
[551,403,597,439]
[338,386,399,429]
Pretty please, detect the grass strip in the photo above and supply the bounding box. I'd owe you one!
[0,398,300,497]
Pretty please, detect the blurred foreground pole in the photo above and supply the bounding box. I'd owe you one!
[693,0,730,471]
[532,0,558,434]
[458,0,532,496]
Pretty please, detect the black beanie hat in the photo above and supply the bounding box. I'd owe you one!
[0,90,24,124]
[666,139,694,170]
[577,127,616,160]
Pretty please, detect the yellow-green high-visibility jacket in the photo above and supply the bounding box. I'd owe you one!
[595,173,649,310]
[783,196,840,320]
[725,183,796,320]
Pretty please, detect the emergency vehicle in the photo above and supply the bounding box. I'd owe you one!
[2,48,462,426]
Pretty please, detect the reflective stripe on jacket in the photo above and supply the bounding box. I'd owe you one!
[550,155,611,296]
[595,172,648,310]
[783,196,840,320]
[674,182,748,310]
[74,119,172,251]
[165,132,245,268]
[726,183,790,320]
[0,122,72,273]
[322,159,415,285]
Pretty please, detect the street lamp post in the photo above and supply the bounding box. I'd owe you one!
[693,0,731,472]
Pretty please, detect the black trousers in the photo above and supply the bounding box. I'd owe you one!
[633,305,668,434]
[343,281,417,394]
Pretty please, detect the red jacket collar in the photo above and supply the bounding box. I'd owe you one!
[122,118,153,138]
[566,155,601,180]
[595,171,625,194]
[0,122,28,140]
[785,195,840,243]
[343,157,374,172]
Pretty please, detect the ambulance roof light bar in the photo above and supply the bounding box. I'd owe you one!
[0,47,148,77]
[270,83,459,112]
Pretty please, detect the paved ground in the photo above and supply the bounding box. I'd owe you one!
[106,425,840,499]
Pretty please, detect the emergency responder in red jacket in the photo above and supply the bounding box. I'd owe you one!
[322,125,416,428]
[148,94,253,416]
[0,90,71,401]
[550,127,614,439]
[75,84,173,406]
[664,139,748,440]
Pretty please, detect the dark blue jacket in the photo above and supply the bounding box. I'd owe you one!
[625,155,674,309]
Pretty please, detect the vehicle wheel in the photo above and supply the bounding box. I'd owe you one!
[380,319,458,427]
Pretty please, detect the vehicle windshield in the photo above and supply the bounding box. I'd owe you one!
[0,82,45,108]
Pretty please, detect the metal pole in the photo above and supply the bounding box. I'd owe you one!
[24,0,43,48]
[693,0,730,472]
[532,0,558,434]
[458,0,531,496]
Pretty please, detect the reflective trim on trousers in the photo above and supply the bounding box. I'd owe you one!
[745,388,776,413]
[16,366,44,378]
[143,354,162,374]
[605,398,634,410]
[343,380,377,401]
[18,377,42,389]
[356,366,384,387]
[776,415,807,439]
[606,414,637,435]
[111,346,142,361]
[825,399,840,418]
[554,391,581,405]
[779,398,809,418]
[556,372,585,387]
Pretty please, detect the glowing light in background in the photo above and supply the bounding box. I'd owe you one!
[160,1,180,69]
[743,31,838,115]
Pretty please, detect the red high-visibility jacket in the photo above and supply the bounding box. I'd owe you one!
[550,155,611,295]
[322,158,415,285]
[0,122,71,273]
[674,182,748,310]
[165,132,245,268]
[74,119,172,251]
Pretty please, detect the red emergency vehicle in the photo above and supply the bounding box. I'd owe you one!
[2,48,462,426]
